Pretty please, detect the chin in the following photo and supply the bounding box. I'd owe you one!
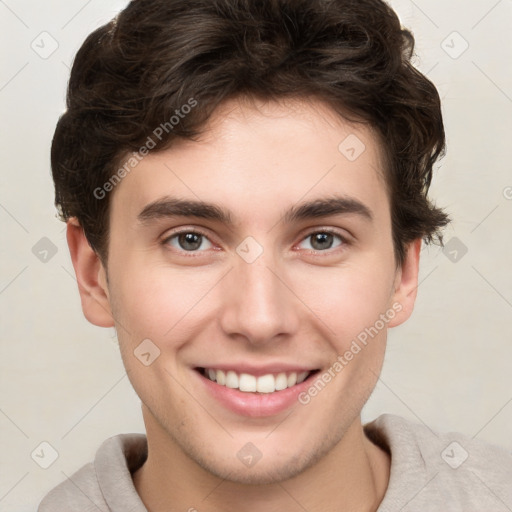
[198,457,308,485]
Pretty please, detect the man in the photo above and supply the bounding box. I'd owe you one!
[39,0,512,510]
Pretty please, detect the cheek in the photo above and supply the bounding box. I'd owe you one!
[295,264,392,414]
[290,258,395,349]
[110,263,217,342]
[108,266,204,407]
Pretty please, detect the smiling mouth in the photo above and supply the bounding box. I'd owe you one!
[196,367,320,394]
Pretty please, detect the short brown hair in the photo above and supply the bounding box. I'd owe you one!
[51,0,450,267]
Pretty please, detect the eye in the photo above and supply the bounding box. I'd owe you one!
[163,230,214,252]
[297,230,346,252]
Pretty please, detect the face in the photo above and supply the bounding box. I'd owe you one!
[75,96,419,484]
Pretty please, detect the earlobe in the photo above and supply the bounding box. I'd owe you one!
[66,218,115,328]
[387,238,422,328]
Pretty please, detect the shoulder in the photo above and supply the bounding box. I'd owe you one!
[364,414,512,512]
[38,433,147,512]
[37,461,105,512]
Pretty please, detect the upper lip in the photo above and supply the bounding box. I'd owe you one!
[196,364,319,376]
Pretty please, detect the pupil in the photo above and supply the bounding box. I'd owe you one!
[177,233,333,251]
[179,233,201,250]
[312,233,332,250]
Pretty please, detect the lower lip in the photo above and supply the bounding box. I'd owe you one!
[194,369,318,417]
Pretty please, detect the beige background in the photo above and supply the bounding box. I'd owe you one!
[1,0,511,510]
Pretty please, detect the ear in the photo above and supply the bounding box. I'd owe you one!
[66,218,114,328]
[387,238,422,328]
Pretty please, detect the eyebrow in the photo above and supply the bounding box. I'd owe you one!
[137,195,373,225]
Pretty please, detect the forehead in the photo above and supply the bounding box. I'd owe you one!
[110,97,389,227]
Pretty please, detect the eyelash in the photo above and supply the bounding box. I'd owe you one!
[161,228,350,256]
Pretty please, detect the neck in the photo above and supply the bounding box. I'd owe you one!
[133,412,390,512]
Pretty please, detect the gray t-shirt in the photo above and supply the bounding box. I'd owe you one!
[38,414,512,511]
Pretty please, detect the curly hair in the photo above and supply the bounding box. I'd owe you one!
[51,0,450,267]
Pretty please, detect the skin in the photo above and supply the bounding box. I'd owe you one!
[67,96,421,512]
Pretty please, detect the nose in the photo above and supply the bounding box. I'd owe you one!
[218,250,300,345]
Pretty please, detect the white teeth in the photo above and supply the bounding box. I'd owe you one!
[275,372,288,391]
[287,372,297,387]
[216,369,226,385]
[256,374,275,393]
[203,368,312,393]
[225,370,238,389]
[297,371,309,384]
[239,373,257,392]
